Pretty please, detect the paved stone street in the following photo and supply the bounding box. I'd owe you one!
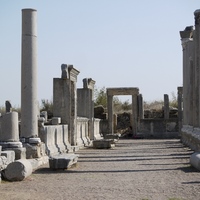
[0,139,200,200]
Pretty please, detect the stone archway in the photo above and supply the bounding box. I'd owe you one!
[106,87,139,135]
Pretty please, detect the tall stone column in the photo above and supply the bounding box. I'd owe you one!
[164,94,169,120]
[177,87,183,134]
[138,94,144,120]
[21,9,39,141]
[131,90,139,135]
[53,64,79,146]
[77,78,96,140]
[107,94,113,134]
[180,26,194,126]
[189,57,194,126]
[194,10,200,127]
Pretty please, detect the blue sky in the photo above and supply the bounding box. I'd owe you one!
[0,0,199,107]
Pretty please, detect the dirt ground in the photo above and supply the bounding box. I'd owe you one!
[0,139,200,200]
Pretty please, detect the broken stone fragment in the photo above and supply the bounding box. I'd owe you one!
[3,159,33,181]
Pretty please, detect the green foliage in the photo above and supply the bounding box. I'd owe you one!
[40,99,53,113]
[94,86,107,108]
[144,91,178,111]
[169,91,178,108]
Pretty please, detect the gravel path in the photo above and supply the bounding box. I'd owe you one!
[0,139,200,200]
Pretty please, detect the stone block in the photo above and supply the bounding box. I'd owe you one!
[55,125,67,154]
[29,137,41,144]
[1,150,15,164]
[104,133,120,140]
[23,143,46,159]
[0,141,23,148]
[40,125,71,156]
[40,125,60,156]
[190,152,200,171]
[93,139,115,149]
[0,156,8,170]
[51,117,61,125]
[3,147,26,160]
[3,159,33,181]
[49,154,79,169]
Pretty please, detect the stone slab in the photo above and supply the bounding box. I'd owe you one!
[190,152,200,171]
[93,139,115,149]
[3,147,26,160]
[23,143,46,159]
[49,154,79,169]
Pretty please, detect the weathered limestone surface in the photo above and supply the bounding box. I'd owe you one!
[93,139,115,149]
[93,118,102,140]
[21,9,38,139]
[39,125,72,156]
[1,151,15,164]
[49,154,79,169]
[53,64,80,146]
[180,10,200,154]
[3,159,33,181]
[76,117,90,147]
[0,112,19,142]
[77,78,97,140]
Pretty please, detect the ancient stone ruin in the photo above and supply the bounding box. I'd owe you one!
[180,9,200,170]
[1,8,200,182]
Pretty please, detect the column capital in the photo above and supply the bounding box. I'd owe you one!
[180,38,193,50]
[83,78,96,89]
[61,64,80,82]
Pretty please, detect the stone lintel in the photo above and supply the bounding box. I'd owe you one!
[107,87,139,96]
[83,78,96,89]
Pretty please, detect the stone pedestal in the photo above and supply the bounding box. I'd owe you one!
[77,78,97,140]
[53,64,79,146]
[0,112,26,160]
